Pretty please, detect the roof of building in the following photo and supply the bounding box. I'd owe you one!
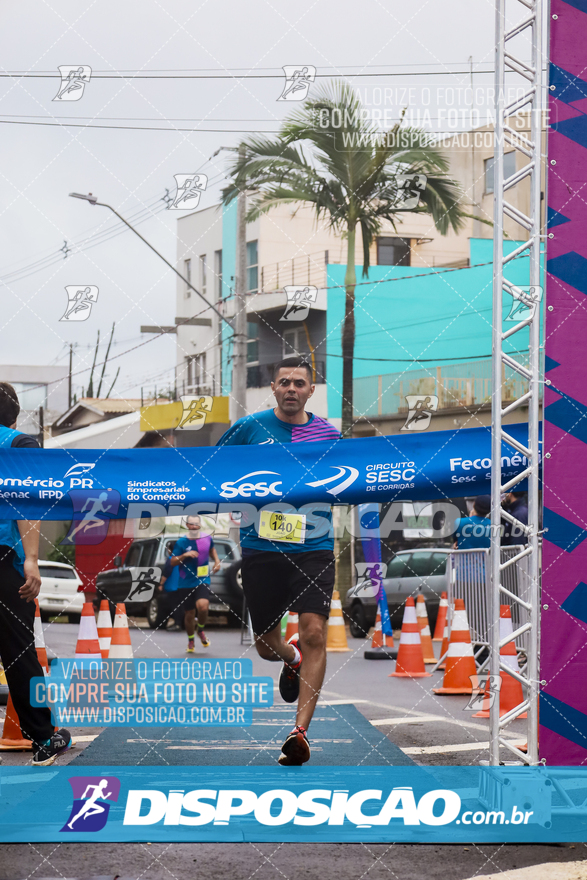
[51,397,161,430]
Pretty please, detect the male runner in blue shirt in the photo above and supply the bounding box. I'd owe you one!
[169,515,221,651]
[217,357,340,766]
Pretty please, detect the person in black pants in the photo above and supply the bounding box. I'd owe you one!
[0,382,71,765]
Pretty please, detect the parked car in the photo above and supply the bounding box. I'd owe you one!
[37,560,84,622]
[343,548,450,638]
[95,534,243,628]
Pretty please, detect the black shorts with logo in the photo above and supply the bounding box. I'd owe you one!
[241,548,335,636]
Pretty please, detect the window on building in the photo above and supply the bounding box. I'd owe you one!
[185,353,207,392]
[376,237,411,266]
[184,258,191,297]
[246,322,260,388]
[282,327,311,359]
[214,249,223,302]
[484,152,516,194]
[199,254,207,297]
[247,321,259,364]
[246,240,258,293]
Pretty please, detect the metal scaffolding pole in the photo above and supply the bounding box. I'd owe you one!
[490,0,545,765]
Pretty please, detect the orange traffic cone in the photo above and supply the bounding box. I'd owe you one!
[109,603,133,658]
[97,600,113,660]
[416,595,436,664]
[438,620,450,670]
[364,608,396,660]
[75,603,102,659]
[473,605,527,719]
[0,694,32,750]
[433,598,479,694]
[34,600,49,672]
[284,611,299,643]
[390,597,431,678]
[433,592,448,642]
[326,591,350,652]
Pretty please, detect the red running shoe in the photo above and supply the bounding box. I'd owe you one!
[278,725,311,766]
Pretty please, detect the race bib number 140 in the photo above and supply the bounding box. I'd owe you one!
[257,511,306,544]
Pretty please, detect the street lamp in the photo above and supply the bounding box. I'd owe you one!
[68,192,231,329]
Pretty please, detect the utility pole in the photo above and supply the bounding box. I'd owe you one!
[230,143,248,423]
[68,343,73,409]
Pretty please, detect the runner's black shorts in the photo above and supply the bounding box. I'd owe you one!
[241,548,335,635]
[166,584,214,614]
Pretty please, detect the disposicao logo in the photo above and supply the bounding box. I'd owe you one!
[61,776,121,832]
[306,465,359,496]
[123,786,461,827]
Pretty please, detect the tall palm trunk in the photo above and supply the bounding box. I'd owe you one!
[341,224,357,437]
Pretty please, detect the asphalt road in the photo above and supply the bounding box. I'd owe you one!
[0,619,579,879]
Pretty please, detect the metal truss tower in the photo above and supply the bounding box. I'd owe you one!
[490,0,546,765]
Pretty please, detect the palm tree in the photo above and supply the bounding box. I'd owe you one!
[222,82,465,436]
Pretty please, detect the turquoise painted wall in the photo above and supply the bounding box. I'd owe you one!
[326,238,544,420]
[221,201,237,394]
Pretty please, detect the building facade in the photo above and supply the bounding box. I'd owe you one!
[171,120,540,430]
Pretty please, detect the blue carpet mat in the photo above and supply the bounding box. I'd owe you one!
[72,704,414,766]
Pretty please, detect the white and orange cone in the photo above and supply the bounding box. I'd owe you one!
[0,695,32,751]
[415,594,436,664]
[97,600,113,660]
[473,605,527,719]
[364,608,396,659]
[284,612,299,644]
[433,598,479,694]
[75,602,102,660]
[326,591,350,652]
[433,592,448,642]
[438,620,450,670]
[34,599,49,673]
[390,597,430,678]
[108,603,133,659]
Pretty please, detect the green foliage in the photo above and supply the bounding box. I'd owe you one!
[222,82,465,277]
[45,535,76,566]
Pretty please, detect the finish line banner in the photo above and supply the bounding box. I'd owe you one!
[0,766,584,843]
[0,423,536,521]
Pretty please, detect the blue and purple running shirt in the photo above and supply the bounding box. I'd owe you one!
[165,534,215,591]
[216,408,340,553]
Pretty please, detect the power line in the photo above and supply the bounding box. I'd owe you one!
[0,119,282,133]
[0,69,508,80]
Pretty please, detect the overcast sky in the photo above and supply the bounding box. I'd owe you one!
[0,0,536,403]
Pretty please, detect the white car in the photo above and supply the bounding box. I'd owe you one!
[37,560,84,622]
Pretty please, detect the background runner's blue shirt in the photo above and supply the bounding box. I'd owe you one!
[216,408,341,553]
[455,515,491,549]
[168,534,215,590]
